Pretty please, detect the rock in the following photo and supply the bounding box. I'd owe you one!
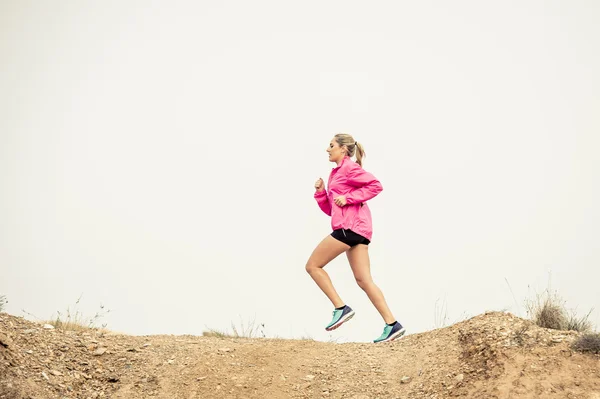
[43,324,55,329]
[93,347,107,356]
[218,347,231,353]
[0,333,12,347]
[50,370,63,376]
[304,374,315,380]
[41,372,50,381]
[401,376,412,384]
[455,374,464,382]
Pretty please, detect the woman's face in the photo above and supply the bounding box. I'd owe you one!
[327,138,346,164]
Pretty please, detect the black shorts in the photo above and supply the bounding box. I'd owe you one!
[331,229,370,247]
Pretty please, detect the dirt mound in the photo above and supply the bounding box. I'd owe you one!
[1,311,599,398]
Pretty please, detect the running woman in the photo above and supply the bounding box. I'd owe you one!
[306,133,405,343]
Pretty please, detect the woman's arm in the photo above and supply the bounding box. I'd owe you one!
[344,166,383,205]
[314,189,332,216]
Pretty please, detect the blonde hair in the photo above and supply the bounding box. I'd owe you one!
[334,133,366,167]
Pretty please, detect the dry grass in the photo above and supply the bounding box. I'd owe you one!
[0,295,6,313]
[565,309,594,333]
[525,286,593,333]
[45,296,110,331]
[433,296,449,329]
[202,329,230,338]
[572,333,600,354]
[203,316,265,339]
[513,324,530,346]
[532,299,566,330]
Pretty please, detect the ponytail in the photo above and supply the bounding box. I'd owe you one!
[333,133,366,167]
[355,141,365,167]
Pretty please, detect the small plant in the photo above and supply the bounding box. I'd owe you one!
[202,329,228,338]
[0,294,6,312]
[230,315,265,338]
[48,295,110,331]
[203,315,265,339]
[525,283,593,332]
[433,296,449,329]
[565,309,594,333]
[571,333,600,354]
[513,324,530,346]
[525,288,567,330]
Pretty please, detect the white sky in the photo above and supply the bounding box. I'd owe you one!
[1,1,599,343]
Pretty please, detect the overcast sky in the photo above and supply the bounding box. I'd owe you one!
[1,1,599,343]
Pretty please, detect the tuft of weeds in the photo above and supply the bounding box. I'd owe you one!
[565,309,594,333]
[0,295,6,312]
[21,295,111,332]
[513,324,531,347]
[48,295,110,331]
[525,288,567,330]
[571,333,600,354]
[434,296,449,329]
[525,283,593,333]
[203,315,266,339]
[202,329,228,338]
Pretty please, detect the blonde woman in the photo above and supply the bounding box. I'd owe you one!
[306,133,405,343]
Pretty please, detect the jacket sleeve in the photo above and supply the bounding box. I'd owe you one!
[314,189,332,216]
[344,166,383,205]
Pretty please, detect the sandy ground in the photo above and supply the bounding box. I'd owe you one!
[1,311,599,399]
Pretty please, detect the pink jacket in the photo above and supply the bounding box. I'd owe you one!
[314,156,383,240]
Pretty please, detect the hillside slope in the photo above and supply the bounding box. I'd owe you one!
[1,311,599,398]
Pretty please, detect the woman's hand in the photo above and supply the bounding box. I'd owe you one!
[315,178,325,192]
[334,195,347,207]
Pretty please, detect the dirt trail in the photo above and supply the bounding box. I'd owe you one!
[1,311,599,398]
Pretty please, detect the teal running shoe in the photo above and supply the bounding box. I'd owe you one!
[374,322,406,343]
[325,305,355,331]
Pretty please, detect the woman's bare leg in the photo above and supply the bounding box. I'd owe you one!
[305,235,350,308]
[346,244,396,324]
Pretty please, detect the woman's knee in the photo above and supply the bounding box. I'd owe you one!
[355,277,374,290]
[305,260,321,274]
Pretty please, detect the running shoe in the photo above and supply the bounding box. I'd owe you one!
[373,322,406,343]
[325,305,355,331]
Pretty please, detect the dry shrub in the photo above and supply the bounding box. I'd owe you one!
[203,316,265,339]
[525,289,567,330]
[525,287,593,332]
[46,296,110,331]
[571,333,600,354]
[565,309,593,333]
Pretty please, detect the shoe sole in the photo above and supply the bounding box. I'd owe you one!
[325,310,355,331]
[375,327,406,343]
